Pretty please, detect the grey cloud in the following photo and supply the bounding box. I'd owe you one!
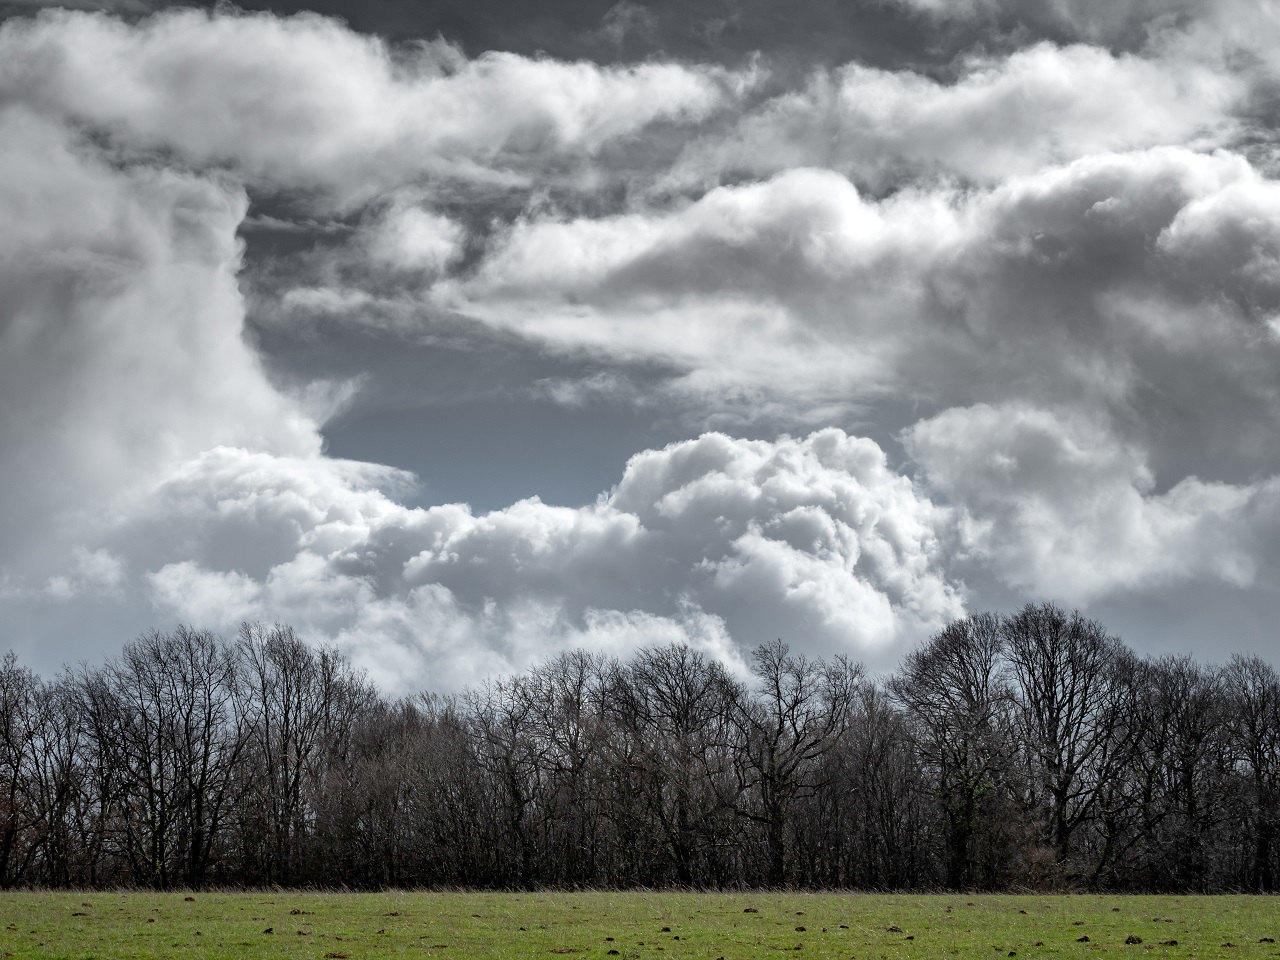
[0,7,749,206]
[0,0,159,14]
[5,1,1280,688]
[905,402,1280,601]
[597,1,659,48]
[937,149,1280,484]
[885,0,1211,46]
[442,150,1280,480]
[427,145,1280,602]
[662,42,1239,192]
[235,139,1280,612]
[0,105,316,588]
[162,0,973,73]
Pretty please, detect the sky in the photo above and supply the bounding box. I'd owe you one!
[2,0,1279,692]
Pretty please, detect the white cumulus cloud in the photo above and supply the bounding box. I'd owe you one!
[135,432,962,691]
[905,403,1280,600]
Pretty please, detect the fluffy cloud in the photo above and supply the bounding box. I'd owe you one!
[906,403,1280,600]
[438,166,961,415]
[0,7,745,203]
[13,84,1276,678]
[666,43,1238,190]
[935,148,1280,486]
[364,202,466,275]
[0,547,126,603]
[133,432,962,691]
[434,147,1280,607]
[443,149,1280,445]
[7,2,1280,686]
[0,105,318,587]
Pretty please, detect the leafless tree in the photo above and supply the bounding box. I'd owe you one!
[1,606,1276,892]
[1003,602,1129,873]
[821,681,934,889]
[606,643,740,887]
[1223,654,1280,890]
[733,640,861,887]
[466,672,547,887]
[0,652,44,886]
[890,613,1016,888]
[235,621,373,884]
[523,650,613,884]
[75,627,247,887]
[1153,657,1230,888]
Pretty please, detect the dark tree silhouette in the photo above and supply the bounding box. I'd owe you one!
[0,608,1273,891]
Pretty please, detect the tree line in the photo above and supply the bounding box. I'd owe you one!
[1,604,1278,891]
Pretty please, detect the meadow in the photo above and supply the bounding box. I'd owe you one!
[1,892,1278,960]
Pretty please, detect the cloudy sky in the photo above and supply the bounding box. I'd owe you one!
[3,0,1280,691]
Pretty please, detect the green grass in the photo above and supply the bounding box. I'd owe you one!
[2,891,1278,960]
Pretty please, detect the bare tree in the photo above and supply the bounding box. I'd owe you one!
[236,622,373,884]
[606,643,740,887]
[22,676,88,887]
[891,613,1015,888]
[1077,650,1147,888]
[1152,657,1230,887]
[398,693,494,885]
[76,627,246,888]
[1003,603,1128,872]
[0,652,44,886]
[822,681,935,889]
[1223,654,1280,890]
[465,673,546,887]
[523,650,612,884]
[237,622,316,883]
[733,640,862,887]
[4,606,1278,893]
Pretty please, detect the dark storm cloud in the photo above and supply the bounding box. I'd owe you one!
[132,0,956,71]
[3,0,1214,72]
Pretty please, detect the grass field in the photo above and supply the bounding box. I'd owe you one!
[1,891,1278,960]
